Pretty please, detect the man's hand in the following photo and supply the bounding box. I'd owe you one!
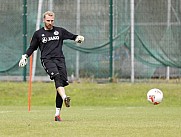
[19,54,28,67]
[75,35,84,43]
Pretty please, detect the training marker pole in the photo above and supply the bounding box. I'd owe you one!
[28,55,33,112]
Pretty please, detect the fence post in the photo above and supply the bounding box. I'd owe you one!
[109,0,113,82]
[130,0,135,83]
[23,0,27,81]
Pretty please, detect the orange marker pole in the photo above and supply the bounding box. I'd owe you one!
[28,55,33,112]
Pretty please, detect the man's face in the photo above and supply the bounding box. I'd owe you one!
[43,15,54,30]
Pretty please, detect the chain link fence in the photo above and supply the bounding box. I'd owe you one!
[0,0,181,81]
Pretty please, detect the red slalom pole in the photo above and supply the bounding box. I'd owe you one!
[28,55,33,112]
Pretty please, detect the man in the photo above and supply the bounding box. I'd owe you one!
[19,11,84,121]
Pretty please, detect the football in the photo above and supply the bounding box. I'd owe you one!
[147,88,163,105]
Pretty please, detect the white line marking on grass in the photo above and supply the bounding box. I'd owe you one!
[0,111,13,113]
[30,110,54,112]
[105,107,117,110]
[83,107,117,111]
[0,110,54,114]
[126,106,145,109]
[83,108,95,111]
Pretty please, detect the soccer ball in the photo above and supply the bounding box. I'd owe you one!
[147,88,163,105]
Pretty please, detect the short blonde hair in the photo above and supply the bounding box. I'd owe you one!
[43,11,55,18]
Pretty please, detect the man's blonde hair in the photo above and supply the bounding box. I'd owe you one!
[43,11,55,18]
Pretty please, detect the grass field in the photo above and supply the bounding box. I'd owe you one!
[0,81,181,137]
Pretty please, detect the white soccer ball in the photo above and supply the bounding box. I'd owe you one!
[147,88,163,105]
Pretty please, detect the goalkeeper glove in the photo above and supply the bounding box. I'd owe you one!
[75,35,84,43]
[19,54,28,67]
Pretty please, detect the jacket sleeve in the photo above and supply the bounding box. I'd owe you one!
[61,28,78,40]
[25,32,39,57]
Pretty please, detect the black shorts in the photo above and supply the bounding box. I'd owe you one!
[41,58,69,87]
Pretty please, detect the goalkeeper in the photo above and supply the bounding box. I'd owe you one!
[19,11,84,122]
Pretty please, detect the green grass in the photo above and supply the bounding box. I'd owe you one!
[0,81,181,137]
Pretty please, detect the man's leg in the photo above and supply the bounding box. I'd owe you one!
[41,59,70,121]
[54,59,70,107]
[53,74,70,122]
[54,74,71,107]
[54,87,70,121]
[57,87,71,107]
[57,87,66,100]
[55,91,63,121]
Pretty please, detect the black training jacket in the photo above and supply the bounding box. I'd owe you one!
[25,26,77,59]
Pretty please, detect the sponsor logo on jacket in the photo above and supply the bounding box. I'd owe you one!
[42,36,59,43]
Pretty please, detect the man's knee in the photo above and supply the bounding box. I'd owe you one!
[54,74,63,88]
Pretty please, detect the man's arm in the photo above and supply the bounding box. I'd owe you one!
[19,32,39,67]
[25,32,39,57]
[61,28,84,43]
